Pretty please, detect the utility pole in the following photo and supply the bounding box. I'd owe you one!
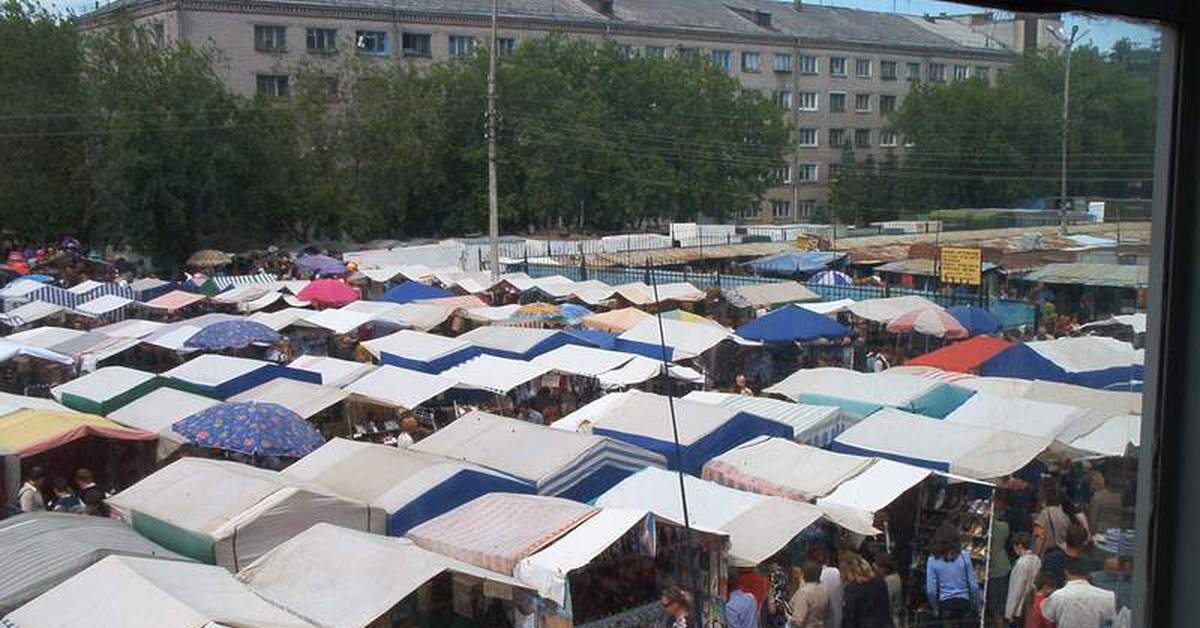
[1057,24,1080,235]
[486,0,500,280]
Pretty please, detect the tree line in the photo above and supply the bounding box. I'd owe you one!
[0,1,789,266]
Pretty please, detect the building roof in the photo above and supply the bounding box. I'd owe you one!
[1019,263,1149,288]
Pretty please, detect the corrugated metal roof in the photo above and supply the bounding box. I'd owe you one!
[1020,263,1149,288]
[583,242,789,268]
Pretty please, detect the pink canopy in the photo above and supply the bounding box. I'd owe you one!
[295,279,360,308]
[886,307,968,339]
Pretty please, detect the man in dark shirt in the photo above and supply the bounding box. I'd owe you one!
[1043,523,1089,583]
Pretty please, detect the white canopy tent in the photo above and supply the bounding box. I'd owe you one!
[942,393,1115,447]
[683,391,849,447]
[0,338,73,366]
[300,309,376,335]
[764,367,941,407]
[2,555,314,628]
[238,523,523,628]
[342,365,456,410]
[438,355,551,395]
[106,387,220,460]
[288,355,376,387]
[0,301,64,328]
[107,458,380,571]
[847,295,940,323]
[230,378,349,419]
[361,329,469,362]
[595,356,705,389]
[74,295,134,318]
[596,467,824,567]
[617,317,739,359]
[799,298,856,316]
[49,366,157,414]
[531,344,639,378]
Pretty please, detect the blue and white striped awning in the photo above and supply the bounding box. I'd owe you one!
[27,283,133,309]
[211,273,278,291]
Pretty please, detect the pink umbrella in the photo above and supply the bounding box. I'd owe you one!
[886,306,968,339]
[296,279,360,308]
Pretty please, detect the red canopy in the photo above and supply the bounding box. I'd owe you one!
[906,335,1012,373]
[296,279,360,308]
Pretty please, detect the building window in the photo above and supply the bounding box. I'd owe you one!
[711,50,732,71]
[929,63,946,82]
[829,92,847,113]
[774,90,793,109]
[646,45,666,58]
[256,74,289,98]
[498,37,516,57]
[797,92,818,111]
[774,53,792,73]
[742,51,761,72]
[798,127,818,147]
[975,66,990,82]
[771,200,792,218]
[799,54,818,74]
[772,166,792,184]
[880,94,897,114]
[617,44,635,59]
[449,35,477,58]
[907,61,921,80]
[855,58,872,78]
[854,93,871,112]
[880,60,897,80]
[953,64,970,80]
[306,28,336,53]
[152,22,165,48]
[677,47,699,59]
[254,25,287,52]
[798,200,816,218]
[828,128,846,147]
[829,56,846,77]
[356,30,388,55]
[854,128,871,147]
[798,163,818,182]
[880,130,898,147]
[402,33,431,57]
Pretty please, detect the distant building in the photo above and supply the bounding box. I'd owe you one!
[82,0,1024,224]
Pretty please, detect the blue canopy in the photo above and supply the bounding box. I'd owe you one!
[744,251,844,276]
[184,320,281,350]
[379,281,454,304]
[561,329,619,349]
[948,306,1002,336]
[979,343,1143,391]
[735,305,850,343]
[172,401,325,457]
[807,270,853,286]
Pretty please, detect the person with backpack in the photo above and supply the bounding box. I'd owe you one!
[925,523,982,627]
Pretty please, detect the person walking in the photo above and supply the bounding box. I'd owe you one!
[1041,559,1115,628]
[1005,532,1042,627]
[1034,483,1072,556]
[18,467,46,513]
[789,562,830,628]
[987,495,1013,628]
[924,523,982,627]
[841,552,895,628]
[874,555,903,628]
[815,548,844,628]
[1086,472,1123,534]
[726,570,760,628]
[1024,570,1062,628]
[1042,524,1089,585]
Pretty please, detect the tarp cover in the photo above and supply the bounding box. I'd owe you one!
[979,337,1144,390]
[531,345,638,378]
[380,281,455,304]
[239,523,523,628]
[727,282,820,308]
[106,388,220,460]
[407,493,598,574]
[438,355,550,395]
[343,365,455,410]
[597,467,823,567]
[735,305,850,343]
[616,317,736,360]
[288,355,376,387]
[701,437,872,501]
[230,379,349,419]
[2,555,314,628]
[582,308,653,333]
[847,296,940,323]
[682,392,849,447]
[0,410,155,458]
[50,366,158,415]
[907,336,1012,373]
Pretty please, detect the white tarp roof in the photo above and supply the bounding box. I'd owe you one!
[587,391,741,446]
[456,326,559,355]
[702,437,872,501]
[3,555,314,628]
[0,339,73,366]
[288,355,375,387]
[0,280,45,299]
[571,281,617,306]
[1080,312,1147,334]
[593,356,704,389]
[140,314,242,349]
[162,354,266,386]
[818,459,933,517]
[6,327,86,350]
[1068,414,1141,457]
[596,467,823,567]
[106,388,220,460]
[301,309,374,335]
[210,284,278,305]
[728,282,820,307]
[551,392,634,432]
[439,355,550,394]
[50,366,155,405]
[0,392,68,419]
[388,303,456,331]
[461,304,523,323]
[1024,336,1144,371]
[248,308,313,332]
[73,295,133,317]
[764,367,940,406]
[942,393,1113,444]
[683,391,844,443]
[515,508,651,606]
[0,301,63,327]
[799,298,857,316]
[108,458,379,570]
[531,345,638,378]
[847,295,940,323]
[834,408,1053,479]
[230,379,349,419]
[618,317,735,359]
[343,365,455,409]
[238,523,521,628]
[654,282,706,302]
[65,280,104,295]
[361,329,467,361]
[93,319,166,339]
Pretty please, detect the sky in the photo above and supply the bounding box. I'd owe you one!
[814,0,1160,52]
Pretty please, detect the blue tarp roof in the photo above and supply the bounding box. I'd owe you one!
[379,281,454,304]
[561,329,619,350]
[743,251,844,275]
[948,306,1002,336]
[978,343,1143,391]
[735,305,850,343]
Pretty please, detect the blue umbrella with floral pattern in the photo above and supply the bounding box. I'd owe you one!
[184,320,281,351]
[172,401,324,458]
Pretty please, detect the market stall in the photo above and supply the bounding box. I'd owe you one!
[160,354,320,399]
[49,366,161,415]
[106,387,221,461]
[683,391,851,447]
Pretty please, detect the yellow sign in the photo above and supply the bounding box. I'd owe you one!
[940,247,982,285]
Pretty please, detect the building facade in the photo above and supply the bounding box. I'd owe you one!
[84,0,1044,223]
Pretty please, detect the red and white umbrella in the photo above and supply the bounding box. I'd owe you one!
[886,306,968,339]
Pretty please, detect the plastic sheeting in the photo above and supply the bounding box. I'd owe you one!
[343,365,455,410]
[239,523,523,628]
[108,458,381,571]
[407,493,598,575]
[413,411,666,502]
[597,467,823,567]
[2,555,314,628]
[0,512,188,615]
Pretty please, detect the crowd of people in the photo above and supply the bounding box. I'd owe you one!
[14,466,108,517]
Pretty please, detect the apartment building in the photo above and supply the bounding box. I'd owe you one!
[83,0,1033,223]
